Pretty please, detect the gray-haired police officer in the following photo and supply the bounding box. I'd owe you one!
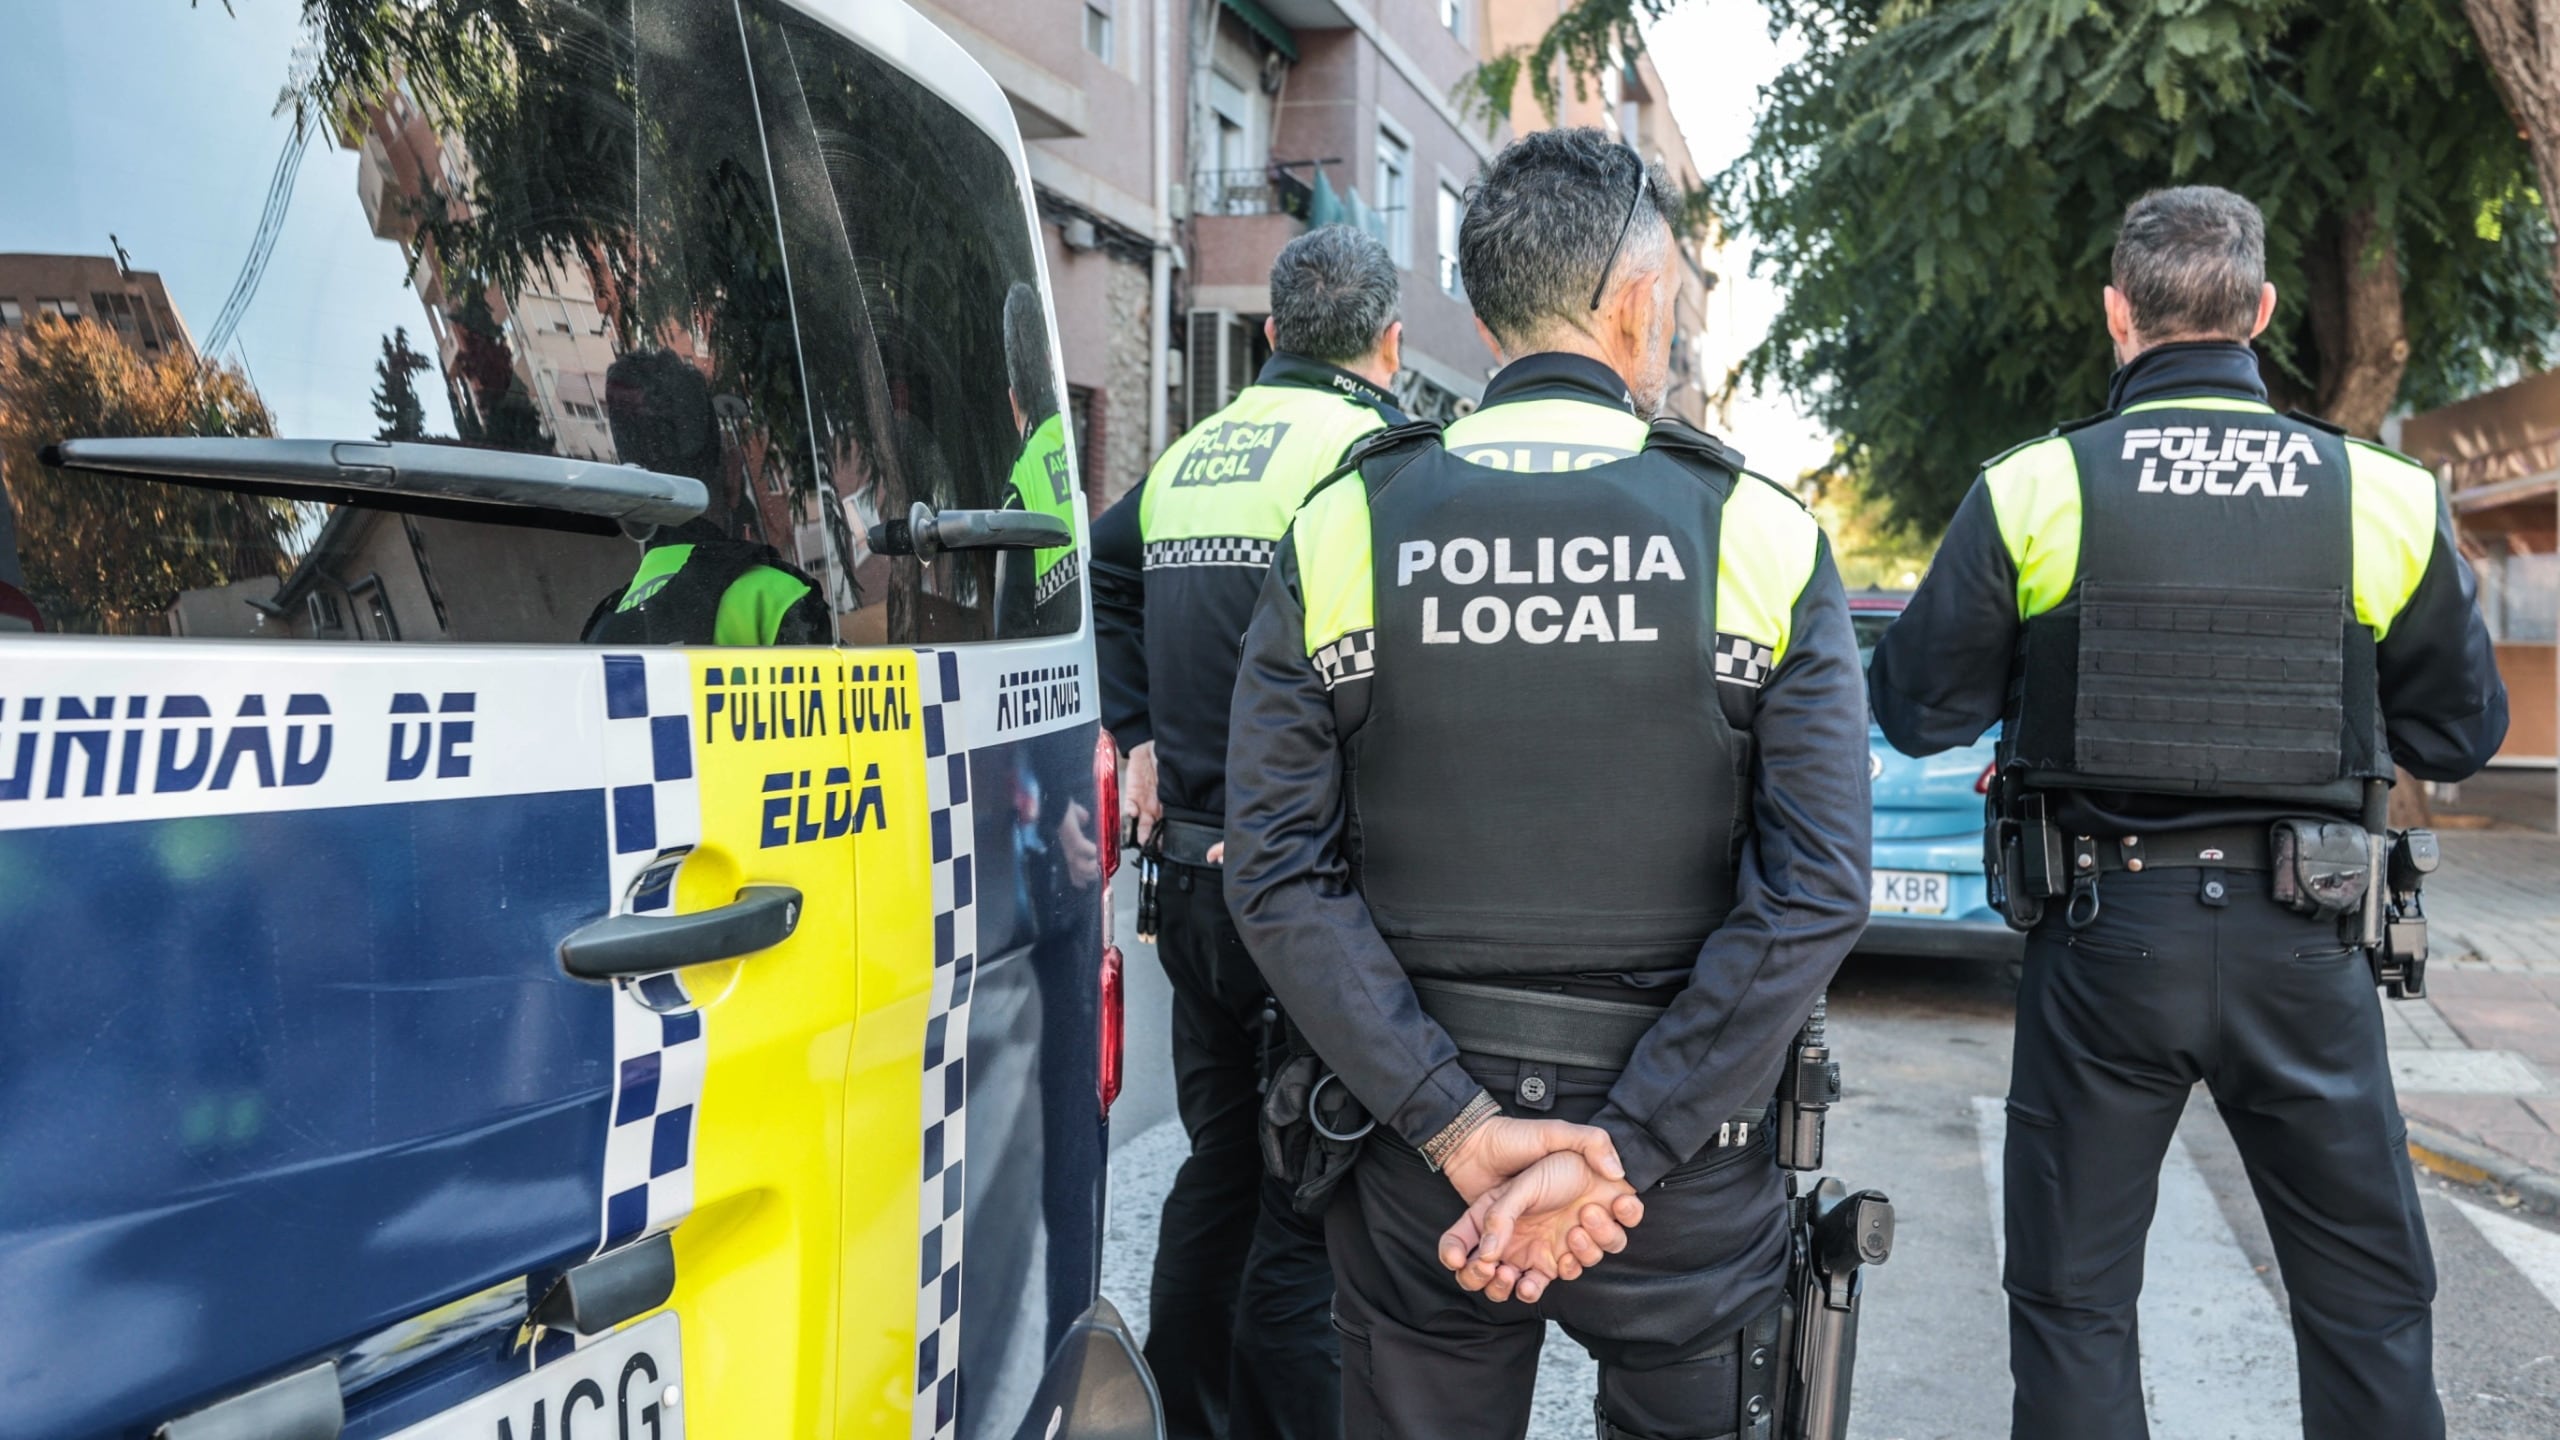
[1093,224,1406,1440]
[1870,186,2509,1440]
[1225,127,1872,1439]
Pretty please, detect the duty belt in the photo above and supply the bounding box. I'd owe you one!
[1411,977,1766,1147]
[2062,822,2273,876]
[1157,818,1224,868]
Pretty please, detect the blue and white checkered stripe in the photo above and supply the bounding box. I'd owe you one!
[913,649,975,1440]
[596,652,707,1252]
[534,652,707,1368]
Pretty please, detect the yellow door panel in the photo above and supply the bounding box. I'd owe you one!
[838,653,937,1436]
[662,653,871,1437]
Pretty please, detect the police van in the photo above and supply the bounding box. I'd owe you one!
[0,2,1157,1437]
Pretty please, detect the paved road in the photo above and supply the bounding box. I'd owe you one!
[1102,876,2560,1437]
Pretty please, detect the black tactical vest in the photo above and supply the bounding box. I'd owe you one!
[583,538,801,646]
[1339,426,1750,979]
[2004,404,2388,809]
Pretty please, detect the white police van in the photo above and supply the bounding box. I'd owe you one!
[0,2,1156,1437]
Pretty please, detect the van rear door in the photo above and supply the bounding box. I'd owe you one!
[725,6,1115,1433]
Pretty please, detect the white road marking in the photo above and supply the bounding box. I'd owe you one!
[1975,1096,2009,1271]
[2390,1049,2548,1095]
[1973,1096,2302,1437]
[2448,1193,2560,1314]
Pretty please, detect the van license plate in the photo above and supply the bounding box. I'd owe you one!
[385,1313,683,1440]
[1872,870,1949,915]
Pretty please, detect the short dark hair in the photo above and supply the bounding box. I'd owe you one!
[2111,187,2267,341]
[604,348,717,484]
[1002,281,1058,424]
[1459,127,1678,347]
[1268,225,1399,365]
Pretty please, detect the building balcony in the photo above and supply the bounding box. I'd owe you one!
[1188,167,1318,315]
[1194,166,1314,220]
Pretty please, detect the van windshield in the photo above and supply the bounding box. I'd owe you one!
[0,0,1072,644]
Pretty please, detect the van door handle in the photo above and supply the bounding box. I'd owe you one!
[559,885,802,980]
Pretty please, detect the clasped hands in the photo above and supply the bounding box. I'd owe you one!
[1436,1116,1645,1304]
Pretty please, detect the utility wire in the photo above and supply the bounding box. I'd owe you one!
[199,101,314,363]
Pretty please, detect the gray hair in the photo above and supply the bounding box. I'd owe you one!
[1002,281,1058,424]
[1460,128,1678,348]
[1269,225,1400,365]
[2112,187,2267,341]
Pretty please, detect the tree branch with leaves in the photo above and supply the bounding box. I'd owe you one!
[1479,0,2557,534]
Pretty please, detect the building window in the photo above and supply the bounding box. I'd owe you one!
[1375,127,1412,267]
[1439,0,1467,41]
[1437,184,1464,297]
[1084,0,1113,63]
[350,575,400,641]
[306,589,347,638]
[0,299,21,329]
[1200,69,1254,213]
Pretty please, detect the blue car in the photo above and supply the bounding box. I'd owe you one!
[1852,595,2025,960]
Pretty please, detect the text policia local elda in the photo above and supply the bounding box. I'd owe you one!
[1398,534,1685,645]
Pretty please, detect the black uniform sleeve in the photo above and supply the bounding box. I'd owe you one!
[2378,491,2509,780]
[1223,540,1484,1150]
[1868,477,2017,756]
[1589,540,1873,1190]
[775,585,836,646]
[1092,478,1151,752]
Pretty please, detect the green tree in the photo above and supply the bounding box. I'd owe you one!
[443,290,554,454]
[1478,1,2559,534]
[0,316,292,632]
[370,325,431,440]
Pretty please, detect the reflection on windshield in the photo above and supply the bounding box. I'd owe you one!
[0,0,1076,645]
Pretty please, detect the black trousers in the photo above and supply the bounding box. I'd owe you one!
[1144,860,1339,1440]
[2005,866,2442,1440]
[1326,1055,1790,1440]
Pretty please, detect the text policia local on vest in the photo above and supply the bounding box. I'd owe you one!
[2123,424,2322,498]
[1398,534,1686,646]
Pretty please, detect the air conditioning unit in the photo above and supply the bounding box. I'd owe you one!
[1185,308,1257,428]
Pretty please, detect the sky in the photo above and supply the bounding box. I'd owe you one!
[1635,1,1834,484]
[0,1,456,440]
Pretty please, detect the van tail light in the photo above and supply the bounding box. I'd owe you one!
[1975,762,1997,795]
[1095,729,1121,884]
[1097,725,1125,1115]
[1099,943,1125,1115]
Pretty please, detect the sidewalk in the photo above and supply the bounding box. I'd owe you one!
[2387,832,2560,1210]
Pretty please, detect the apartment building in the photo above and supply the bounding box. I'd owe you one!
[342,86,624,468]
[924,0,1519,504]
[929,0,1734,494]
[1481,0,1723,427]
[0,253,192,360]
[909,0,1175,509]
[1184,0,1503,425]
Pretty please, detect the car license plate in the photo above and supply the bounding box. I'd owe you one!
[384,1313,683,1440]
[1872,870,1949,916]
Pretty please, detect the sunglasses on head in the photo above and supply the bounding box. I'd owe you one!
[1589,147,1652,312]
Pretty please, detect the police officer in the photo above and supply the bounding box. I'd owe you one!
[1868,187,2508,1440]
[584,348,831,646]
[1000,281,1082,635]
[1093,224,1407,1440]
[1224,129,1871,1438]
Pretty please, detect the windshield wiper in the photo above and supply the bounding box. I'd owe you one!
[41,437,707,532]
